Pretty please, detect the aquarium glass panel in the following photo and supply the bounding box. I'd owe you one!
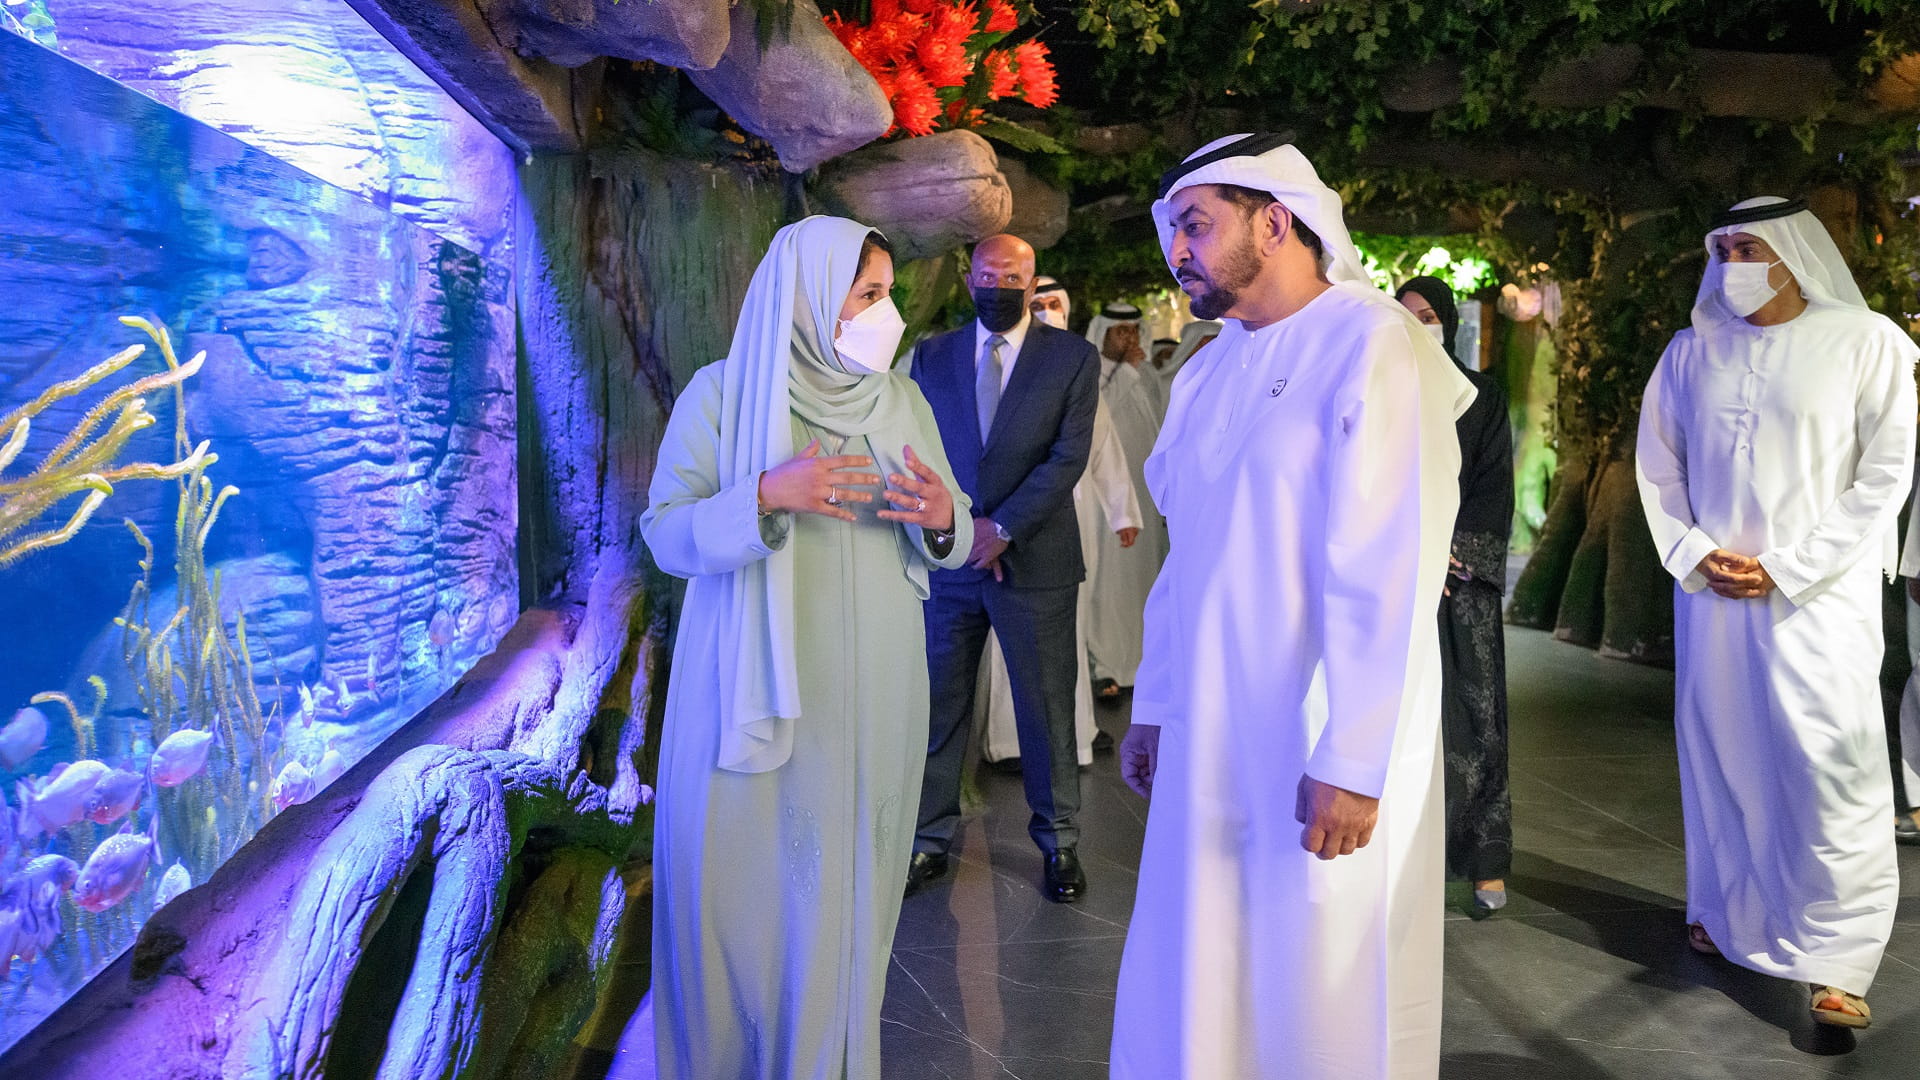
[6,0,515,259]
[0,22,518,1051]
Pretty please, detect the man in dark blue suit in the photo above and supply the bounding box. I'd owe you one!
[906,233,1100,903]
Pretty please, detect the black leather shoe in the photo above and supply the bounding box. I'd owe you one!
[1091,730,1115,753]
[988,755,1023,776]
[1043,848,1086,904]
[904,851,949,898]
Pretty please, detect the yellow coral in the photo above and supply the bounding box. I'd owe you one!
[0,319,211,567]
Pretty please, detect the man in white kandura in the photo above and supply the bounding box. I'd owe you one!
[978,278,1141,770]
[1896,484,1920,845]
[1111,134,1474,1080]
[1635,195,1916,1031]
[1085,301,1168,701]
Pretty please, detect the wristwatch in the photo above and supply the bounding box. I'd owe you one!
[992,521,1013,543]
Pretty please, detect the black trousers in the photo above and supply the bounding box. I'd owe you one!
[916,579,1081,855]
[1440,582,1513,882]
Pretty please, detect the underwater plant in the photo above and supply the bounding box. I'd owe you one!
[2,318,281,1034]
[0,316,210,568]
[109,317,284,877]
[0,1,56,49]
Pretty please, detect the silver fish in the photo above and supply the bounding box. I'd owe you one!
[0,706,47,770]
[0,881,59,965]
[311,749,347,794]
[73,817,157,913]
[148,729,213,787]
[0,905,22,969]
[153,861,191,909]
[19,759,111,836]
[2,854,78,964]
[21,853,79,894]
[83,767,144,825]
[270,760,314,812]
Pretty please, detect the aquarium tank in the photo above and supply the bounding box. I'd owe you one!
[0,0,519,1051]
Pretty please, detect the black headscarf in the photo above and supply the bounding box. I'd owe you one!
[1395,275,1459,364]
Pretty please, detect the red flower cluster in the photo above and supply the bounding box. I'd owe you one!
[1011,40,1058,109]
[824,0,1058,137]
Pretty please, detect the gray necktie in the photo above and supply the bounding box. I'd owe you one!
[977,334,1005,442]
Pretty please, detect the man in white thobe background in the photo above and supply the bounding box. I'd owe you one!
[1111,135,1472,1080]
[1896,481,1920,843]
[978,278,1141,768]
[1636,196,1916,1029]
[1085,302,1168,698]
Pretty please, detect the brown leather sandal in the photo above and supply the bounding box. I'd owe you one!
[1810,984,1871,1029]
[1686,922,1720,957]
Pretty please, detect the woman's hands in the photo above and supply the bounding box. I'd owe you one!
[877,445,955,532]
[756,440,953,531]
[757,439,881,522]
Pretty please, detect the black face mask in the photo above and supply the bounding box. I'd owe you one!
[972,287,1028,334]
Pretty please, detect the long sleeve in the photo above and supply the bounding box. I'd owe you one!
[1452,373,1514,591]
[989,342,1099,541]
[1758,335,1918,602]
[640,368,788,580]
[1088,397,1143,532]
[1305,328,1444,800]
[1634,336,1720,593]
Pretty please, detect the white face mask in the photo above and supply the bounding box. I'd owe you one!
[1719,259,1783,317]
[1421,321,1448,345]
[1033,305,1068,330]
[834,296,906,376]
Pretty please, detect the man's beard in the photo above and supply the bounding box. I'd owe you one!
[1181,231,1261,321]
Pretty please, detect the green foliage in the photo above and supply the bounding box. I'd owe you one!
[599,65,786,173]
[973,116,1068,155]
[1352,232,1498,294]
[1075,0,1180,53]
[1038,210,1170,311]
[1036,0,1920,466]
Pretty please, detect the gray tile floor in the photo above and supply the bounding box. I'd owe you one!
[878,627,1920,1079]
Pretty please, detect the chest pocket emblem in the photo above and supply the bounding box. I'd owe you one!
[1269,378,1288,398]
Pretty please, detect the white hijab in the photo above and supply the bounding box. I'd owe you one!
[1691,196,1871,336]
[708,215,935,773]
[1151,135,1370,288]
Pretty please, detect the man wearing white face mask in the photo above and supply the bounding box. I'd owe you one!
[1031,275,1072,331]
[1636,196,1918,1033]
